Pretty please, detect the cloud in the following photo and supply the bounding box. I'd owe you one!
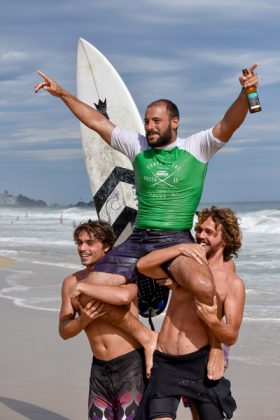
[193,50,280,87]
[106,0,280,26]
[13,148,83,162]
[146,0,280,15]
[0,50,34,82]
[3,127,80,146]
[0,0,279,204]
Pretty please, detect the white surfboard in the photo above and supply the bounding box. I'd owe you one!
[76,38,144,244]
[76,39,170,322]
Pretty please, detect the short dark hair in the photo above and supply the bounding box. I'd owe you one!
[73,219,116,250]
[147,99,180,120]
[195,206,242,261]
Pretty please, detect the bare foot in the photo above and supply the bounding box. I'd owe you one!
[143,331,158,378]
[207,346,225,380]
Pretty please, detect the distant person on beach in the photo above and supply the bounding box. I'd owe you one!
[36,65,258,376]
[59,220,147,419]
[135,206,245,420]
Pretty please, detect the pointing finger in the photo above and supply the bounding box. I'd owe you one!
[37,70,49,81]
[249,63,258,74]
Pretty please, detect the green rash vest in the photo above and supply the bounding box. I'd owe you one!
[111,127,225,230]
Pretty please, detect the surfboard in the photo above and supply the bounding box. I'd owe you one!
[77,37,143,245]
[76,38,169,323]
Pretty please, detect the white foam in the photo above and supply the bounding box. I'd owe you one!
[243,317,280,323]
[240,209,280,233]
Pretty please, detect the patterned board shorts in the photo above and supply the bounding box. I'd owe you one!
[88,348,147,420]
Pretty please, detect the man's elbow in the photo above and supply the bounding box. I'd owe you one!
[224,334,238,347]
[59,327,71,340]
[118,292,133,306]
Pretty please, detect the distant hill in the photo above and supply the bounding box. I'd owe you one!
[0,191,93,208]
[17,194,47,208]
[0,191,47,207]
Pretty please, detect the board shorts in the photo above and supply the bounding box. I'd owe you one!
[93,228,194,284]
[88,348,147,420]
[135,347,236,420]
[182,344,230,408]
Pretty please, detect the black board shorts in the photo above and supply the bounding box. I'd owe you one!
[135,347,236,420]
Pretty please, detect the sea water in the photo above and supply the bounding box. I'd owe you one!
[0,202,279,366]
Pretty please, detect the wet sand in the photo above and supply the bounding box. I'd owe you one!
[0,256,15,267]
[0,266,279,419]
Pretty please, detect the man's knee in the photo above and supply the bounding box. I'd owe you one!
[170,255,214,304]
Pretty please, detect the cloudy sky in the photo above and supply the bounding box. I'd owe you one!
[1,0,279,205]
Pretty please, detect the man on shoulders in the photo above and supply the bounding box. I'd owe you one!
[36,66,255,374]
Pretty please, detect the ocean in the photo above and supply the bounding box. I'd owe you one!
[0,201,280,367]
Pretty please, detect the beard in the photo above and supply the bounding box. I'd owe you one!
[205,241,223,259]
[146,124,173,147]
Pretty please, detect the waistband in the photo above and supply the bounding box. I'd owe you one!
[154,345,209,362]
[92,347,144,366]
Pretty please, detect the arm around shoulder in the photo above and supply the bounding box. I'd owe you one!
[218,273,246,345]
[196,272,245,346]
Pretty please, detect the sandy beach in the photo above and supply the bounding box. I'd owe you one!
[1,299,280,419]
[0,256,15,267]
[1,256,280,420]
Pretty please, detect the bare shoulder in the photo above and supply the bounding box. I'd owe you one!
[62,269,87,287]
[225,259,236,273]
[227,270,245,294]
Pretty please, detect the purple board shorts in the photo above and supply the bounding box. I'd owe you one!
[93,228,194,284]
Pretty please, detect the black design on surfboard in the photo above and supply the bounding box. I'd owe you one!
[109,207,137,239]
[94,166,135,213]
[94,99,109,119]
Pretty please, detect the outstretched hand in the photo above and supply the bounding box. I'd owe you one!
[239,63,259,89]
[34,71,64,97]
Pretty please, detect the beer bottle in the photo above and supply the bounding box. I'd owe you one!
[242,68,261,113]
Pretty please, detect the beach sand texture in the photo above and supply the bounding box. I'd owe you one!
[1,202,280,419]
[0,293,279,419]
[0,256,15,267]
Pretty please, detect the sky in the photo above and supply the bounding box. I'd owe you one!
[0,0,279,206]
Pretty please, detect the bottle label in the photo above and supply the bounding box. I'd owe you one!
[247,92,261,110]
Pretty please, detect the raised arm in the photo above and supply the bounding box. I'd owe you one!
[212,64,259,142]
[136,243,207,278]
[59,275,105,339]
[34,71,115,144]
